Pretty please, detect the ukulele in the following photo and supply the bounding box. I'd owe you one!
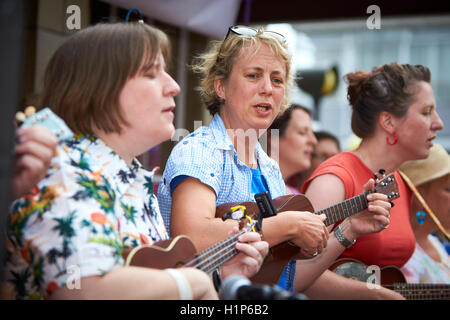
[123,205,262,275]
[331,258,450,300]
[216,172,399,284]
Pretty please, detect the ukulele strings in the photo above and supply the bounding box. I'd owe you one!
[188,232,242,272]
[384,284,450,299]
[184,229,247,273]
[393,291,450,299]
[200,245,239,274]
[384,284,450,290]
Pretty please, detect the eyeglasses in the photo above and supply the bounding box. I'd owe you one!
[215,25,286,65]
[223,25,286,43]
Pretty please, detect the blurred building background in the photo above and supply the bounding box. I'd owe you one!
[4,0,450,170]
[268,16,450,151]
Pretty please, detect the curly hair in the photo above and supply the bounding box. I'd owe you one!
[191,27,294,116]
[344,63,431,138]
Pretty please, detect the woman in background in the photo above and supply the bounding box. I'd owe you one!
[268,101,403,298]
[267,104,317,194]
[301,63,444,299]
[400,143,450,283]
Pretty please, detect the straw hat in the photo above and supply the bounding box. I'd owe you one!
[399,144,450,187]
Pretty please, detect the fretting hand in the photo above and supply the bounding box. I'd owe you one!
[341,178,392,241]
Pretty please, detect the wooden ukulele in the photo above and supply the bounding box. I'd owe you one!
[331,258,450,300]
[123,205,261,275]
[216,172,399,284]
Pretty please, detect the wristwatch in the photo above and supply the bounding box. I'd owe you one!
[334,225,356,248]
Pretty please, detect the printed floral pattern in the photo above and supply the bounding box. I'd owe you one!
[5,135,168,299]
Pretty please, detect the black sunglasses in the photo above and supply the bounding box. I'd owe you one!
[224,25,286,43]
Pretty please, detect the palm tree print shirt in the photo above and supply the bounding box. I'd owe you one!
[5,135,168,299]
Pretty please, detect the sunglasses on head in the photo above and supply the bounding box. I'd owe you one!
[215,25,286,65]
[224,25,286,43]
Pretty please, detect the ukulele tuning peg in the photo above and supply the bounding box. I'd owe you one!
[15,111,26,123]
[388,192,399,199]
[378,169,386,177]
[24,106,36,117]
[373,172,379,182]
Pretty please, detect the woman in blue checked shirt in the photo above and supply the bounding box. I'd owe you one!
[157,26,392,293]
[4,22,268,300]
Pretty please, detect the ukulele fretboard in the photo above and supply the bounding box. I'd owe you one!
[391,283,450,300]
[184,229,246,274]
[316,192,369,226]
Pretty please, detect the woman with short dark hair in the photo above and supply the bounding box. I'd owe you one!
[5,22,268,300]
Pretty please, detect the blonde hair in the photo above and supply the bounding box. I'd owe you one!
[192,28,293,116]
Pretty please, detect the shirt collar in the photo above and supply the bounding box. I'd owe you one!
[209,114,277,173]
[77,135,146,186]
[209,113,234,151]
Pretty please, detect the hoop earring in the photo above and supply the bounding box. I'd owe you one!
[416,211,426,225]
[386,132,398,145]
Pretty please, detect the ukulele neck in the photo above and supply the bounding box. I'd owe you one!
[391,283,450,300]
[316,192,369,226]
[184,229,247,274]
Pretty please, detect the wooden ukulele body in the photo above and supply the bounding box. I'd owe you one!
[330,258,406,286]
[216,194,314,284]
[330,258,450,299]
[123,235,198,269]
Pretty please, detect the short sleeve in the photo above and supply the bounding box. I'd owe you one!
[7,158,123,298]
[157,133,224,231]
[163,135,223,195]
[300,153,366,198]
[301,164,355,198]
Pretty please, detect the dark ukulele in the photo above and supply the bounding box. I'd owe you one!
[216,172,400,284]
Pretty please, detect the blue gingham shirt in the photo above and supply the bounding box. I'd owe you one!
[157,114,296,291]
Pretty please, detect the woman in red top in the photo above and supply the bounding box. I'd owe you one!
[300,63,444,299]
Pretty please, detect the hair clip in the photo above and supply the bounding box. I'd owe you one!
[125,8,143,23]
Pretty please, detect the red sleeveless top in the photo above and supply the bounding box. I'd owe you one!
[301,152,415,268]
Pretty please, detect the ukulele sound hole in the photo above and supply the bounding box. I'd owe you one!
[334,262,371,282]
